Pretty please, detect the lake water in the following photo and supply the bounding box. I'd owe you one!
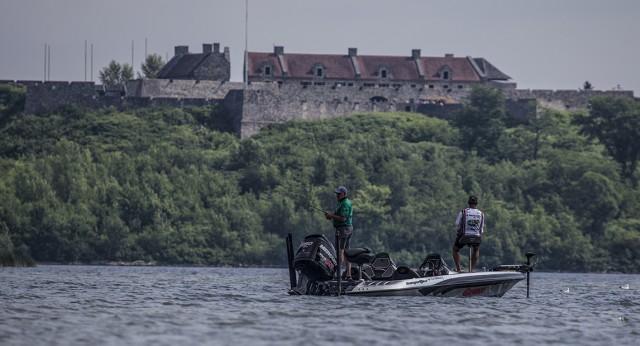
[0,266,638,345]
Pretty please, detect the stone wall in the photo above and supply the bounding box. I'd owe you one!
[4,78,636,139]
[127,79,242,99]
[14,80,223,115]
[509,89,634,111]
[226,82,541,137]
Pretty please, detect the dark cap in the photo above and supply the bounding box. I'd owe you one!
[335,186,348,194]
[468,195,478,205]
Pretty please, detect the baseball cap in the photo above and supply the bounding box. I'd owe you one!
[335,186,348,194]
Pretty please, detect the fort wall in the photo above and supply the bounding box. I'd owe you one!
[1,79,636,138]
[14,80,222,115]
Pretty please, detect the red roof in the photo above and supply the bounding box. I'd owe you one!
[247,51,489,82]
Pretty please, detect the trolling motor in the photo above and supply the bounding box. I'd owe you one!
[493,252,536,298]
[525,252,536,298]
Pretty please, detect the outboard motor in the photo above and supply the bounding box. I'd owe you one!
[294,234,337,281]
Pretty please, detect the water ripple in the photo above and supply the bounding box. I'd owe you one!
[1,267,639,345]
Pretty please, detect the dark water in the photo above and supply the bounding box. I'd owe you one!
[1,266,638,345]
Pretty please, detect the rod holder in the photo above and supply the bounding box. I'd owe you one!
[335,232,341,296]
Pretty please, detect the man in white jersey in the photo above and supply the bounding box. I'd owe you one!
[452,195,485,272]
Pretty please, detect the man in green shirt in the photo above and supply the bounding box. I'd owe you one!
[324,186,353,280]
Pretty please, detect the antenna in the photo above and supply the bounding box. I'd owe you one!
[84,40,88,81]
[145,38,148,58]
[90,43,94,82]
[48,45,51,81]
[131,40,134,68]
[244,0,249,88]
[44,43,47,81]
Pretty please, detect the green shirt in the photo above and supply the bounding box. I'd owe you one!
[333,197,353,227]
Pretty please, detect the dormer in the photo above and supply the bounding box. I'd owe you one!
[437,65,452,80]
[260,62,274,77]
[378,65,390,80]
[312,64,325,78]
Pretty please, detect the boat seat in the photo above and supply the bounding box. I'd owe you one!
[418,253,451,277]
[345,248,374,265]
[371,252,397,280]
[345,248,371,258]
[391,266,420,280]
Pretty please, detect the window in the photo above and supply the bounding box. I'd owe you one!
[315,66,324,77]
[443,85,449,89]
[442,71,449,80]
[264,66,272,76]
[380,69,388,79]
[457,85,463,89]
[428,85,434,89]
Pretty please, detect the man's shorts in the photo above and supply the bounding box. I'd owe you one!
[335,226,353,250]
[454,234,481,250]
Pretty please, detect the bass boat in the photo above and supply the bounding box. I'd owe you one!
[285,234,534,297]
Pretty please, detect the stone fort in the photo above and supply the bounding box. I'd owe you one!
[2,42,635,137]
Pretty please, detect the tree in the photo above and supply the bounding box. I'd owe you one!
[140,54,165,79]
[583,81,593,90]
[99,60,134,88]
[575,96,640,182]
[454,86,508,159]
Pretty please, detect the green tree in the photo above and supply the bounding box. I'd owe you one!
[454,87,508,159]
[140,54,165,79]
[574,96,640,182]
[99,60,134,88]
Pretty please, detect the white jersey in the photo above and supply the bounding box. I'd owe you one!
[455,208,485,237]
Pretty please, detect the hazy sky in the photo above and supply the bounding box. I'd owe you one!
[1,0,638,94]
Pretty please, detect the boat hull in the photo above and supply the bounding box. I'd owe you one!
[340,272,524,297]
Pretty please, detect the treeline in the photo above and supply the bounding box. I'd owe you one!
[0,85,639,271]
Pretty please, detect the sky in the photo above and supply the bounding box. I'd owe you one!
[0,0,638,94]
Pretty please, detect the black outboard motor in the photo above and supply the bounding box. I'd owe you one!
[294,234,337,281]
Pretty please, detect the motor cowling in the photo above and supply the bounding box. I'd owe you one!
[294,234,337,281]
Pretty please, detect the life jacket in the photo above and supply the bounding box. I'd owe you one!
[458,208,484,237]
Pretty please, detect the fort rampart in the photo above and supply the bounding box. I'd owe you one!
[0,79,635,138]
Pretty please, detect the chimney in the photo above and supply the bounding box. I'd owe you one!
[348,48,358,57]
[224,46,230,61]
[203,44,212,54]
[213,42,220,53]
[412,49,421,59]
[274,46,284,55]
[445,53,454,58]
[174,45,189,55]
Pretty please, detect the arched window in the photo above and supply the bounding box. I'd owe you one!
[380,68,388,79]
[315,66,324,78]
[442,70,449,80]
